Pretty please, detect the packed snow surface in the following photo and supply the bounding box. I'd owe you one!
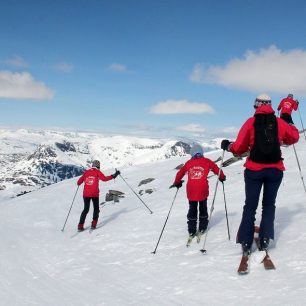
[1,136,306,306]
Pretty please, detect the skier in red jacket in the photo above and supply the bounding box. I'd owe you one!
[77,160,120,231]
[221,93,299,256]
[277,93,299,125]
[173,144,226,242]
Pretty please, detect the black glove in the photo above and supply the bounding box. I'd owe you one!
[221,139,231,151]
[175,180,183,189]
[112,170,120,179]
[296,100,299,105]
[170,180,183,189]
[219,175,226,183]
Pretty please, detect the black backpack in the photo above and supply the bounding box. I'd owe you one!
[249,113,282,163]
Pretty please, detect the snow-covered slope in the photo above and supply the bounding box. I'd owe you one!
[1,135,306,306]
[0,128,220,200]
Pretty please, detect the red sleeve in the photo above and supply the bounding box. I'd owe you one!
[175,163,188,184]
[98,171,113,182]
[277,100,283,111]
[77,174,84,185]
[209,160,225,180]
[229,118,253,156]
[293,100,298,111]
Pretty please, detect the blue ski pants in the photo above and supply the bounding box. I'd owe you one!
[236,168,283,247]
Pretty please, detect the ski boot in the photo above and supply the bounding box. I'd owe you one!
[78,223,84,232]
[186,233,196,247]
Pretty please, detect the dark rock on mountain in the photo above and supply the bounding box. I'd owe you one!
[27,145,57,160]
[105,190,125,202]
[138,178,155,187]
[175,163,184,170]
[139,188,154,195]
[55,141,76,152]
[165,141,191,158]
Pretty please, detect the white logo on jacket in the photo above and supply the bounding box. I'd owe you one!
[85,176,95,185]
[284,101,292,109]
[189,166,205,180]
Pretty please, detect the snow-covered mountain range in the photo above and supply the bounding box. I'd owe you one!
[0,128,220,200]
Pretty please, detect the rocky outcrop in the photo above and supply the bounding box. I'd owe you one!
[105,190,125,202]
[139,188,154,195]
[138,178,155,187]
[55,141,76,152]
[175,163,184,170]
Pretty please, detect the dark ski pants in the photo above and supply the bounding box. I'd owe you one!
[280,113,294,125]
[187,199,208,235]
[79,197,100,225]
[237,168,283,248]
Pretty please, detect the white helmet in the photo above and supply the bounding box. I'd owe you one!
[254,93,272,108]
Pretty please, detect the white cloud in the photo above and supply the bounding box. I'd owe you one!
[222,127,239,134]
[176,123,206,133]
[108,63,128,73]
[55,62,74,73]
[0,70,54,100]
[190,45,306,96]
[4,56,28,68]
[150,99,214,114]
[189,63,203,83]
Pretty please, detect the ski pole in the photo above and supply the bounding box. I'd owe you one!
[151,188,179,254]
[297,107,306,140]
[119,174,153,214]
[222,182,230,240]
[61,185,79,232]
[200,149,226,253]
[292,144,306,194]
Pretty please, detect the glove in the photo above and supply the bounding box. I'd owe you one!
[169,181,184,189]
[112,170,120,179]
[296,100,299,105]
[221,139,231,151]
[219,175,226,183]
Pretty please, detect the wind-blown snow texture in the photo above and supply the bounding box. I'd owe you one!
[1,136,306,306]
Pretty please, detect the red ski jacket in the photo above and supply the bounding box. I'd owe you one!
[77,167,113,197]
[229,105,299,171]
[174,156,225,201]
[277,97,298,116]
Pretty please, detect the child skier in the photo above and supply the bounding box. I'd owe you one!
[77,160,120,231]
[277,93,299,125]
[172,144,226,245]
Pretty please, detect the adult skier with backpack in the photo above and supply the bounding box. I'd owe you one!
[77,160,120,231]
[172,144,226,246]
[277,93,299,125]
[221,93,299,273]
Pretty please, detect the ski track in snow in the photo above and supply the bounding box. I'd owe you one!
[1,137,306,305]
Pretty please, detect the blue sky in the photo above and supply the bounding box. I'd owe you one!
[1,0,306,140]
